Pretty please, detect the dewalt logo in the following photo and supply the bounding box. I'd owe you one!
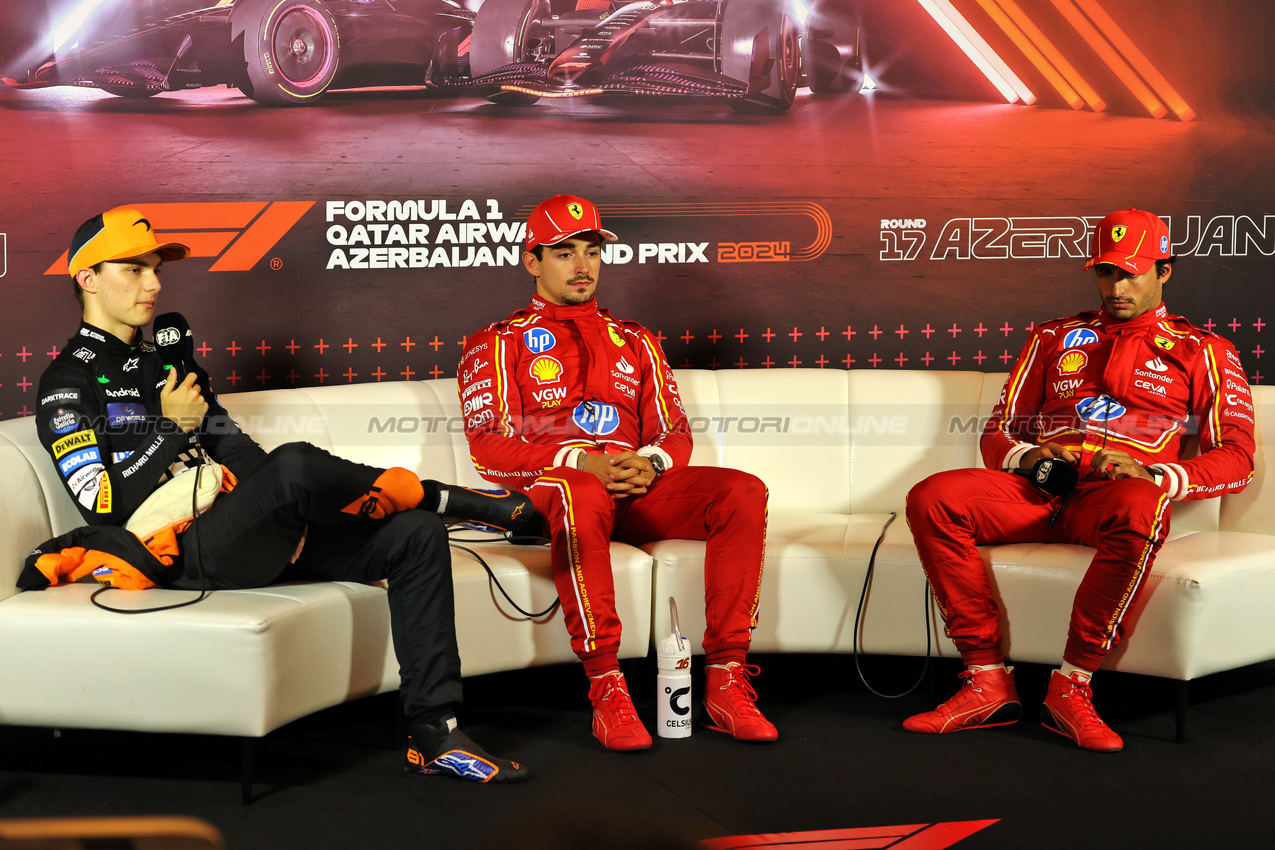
[52,429,96,459]
[45,202,313,275]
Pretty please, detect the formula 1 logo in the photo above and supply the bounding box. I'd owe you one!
[44,202,314,275]
[1077,397,1126,422]
[572,402,620,436]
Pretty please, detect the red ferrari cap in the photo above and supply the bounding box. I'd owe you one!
[1084,209,1171,275]
[525,195,618,251]
[69,207,189,278]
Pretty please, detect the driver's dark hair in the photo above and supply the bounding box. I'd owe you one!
[1156,256,1178,277]
[72,262,103,309]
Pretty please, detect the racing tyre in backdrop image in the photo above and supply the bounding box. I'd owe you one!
[232,0,340,105]
[720,0,798,113]
[469,0,549,105]
[802,1,864,94]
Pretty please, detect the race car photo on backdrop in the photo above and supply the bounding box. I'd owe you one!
[2,0,865,111]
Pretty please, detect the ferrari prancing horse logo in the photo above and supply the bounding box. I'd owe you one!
[568,203,584,220]
[1111,225,1128,242]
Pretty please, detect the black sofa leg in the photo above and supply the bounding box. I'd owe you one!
[1175,680,1189,743]
[241,737,256,805]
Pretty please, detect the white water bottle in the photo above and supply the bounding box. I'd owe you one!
[656,596,692,739]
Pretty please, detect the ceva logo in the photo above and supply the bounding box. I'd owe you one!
[45,202,313,274]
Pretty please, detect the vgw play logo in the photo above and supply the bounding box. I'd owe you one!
[44,202,313,275]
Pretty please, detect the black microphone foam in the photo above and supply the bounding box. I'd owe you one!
[153,312,194,378]
[1012,457,1079,498]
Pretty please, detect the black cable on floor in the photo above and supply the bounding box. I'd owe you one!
[851,511,933,699]
[447,530,559,619]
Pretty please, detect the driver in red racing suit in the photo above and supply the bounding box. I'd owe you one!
[904,209,1255,752]
[459,194,776,751]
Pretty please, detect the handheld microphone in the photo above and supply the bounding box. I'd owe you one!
[153,312,195,379]
[154,312,216,406]
[1012,457,1078,498]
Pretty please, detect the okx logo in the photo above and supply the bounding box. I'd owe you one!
[45,202,313,274]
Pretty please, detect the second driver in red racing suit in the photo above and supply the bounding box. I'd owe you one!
[903,208,1255,752]
[459,194,775,751]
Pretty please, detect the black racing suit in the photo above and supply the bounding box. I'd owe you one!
[35,321,462,722]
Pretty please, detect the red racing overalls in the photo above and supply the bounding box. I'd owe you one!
[907,304,1255,670]
[460,295,767,673]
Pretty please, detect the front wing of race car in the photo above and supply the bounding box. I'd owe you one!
[2,6,236,97]
[445,60,748,100]
[435,0,796,111]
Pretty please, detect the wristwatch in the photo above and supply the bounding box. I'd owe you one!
[648,454,667,477]
[1146,465,1165,486]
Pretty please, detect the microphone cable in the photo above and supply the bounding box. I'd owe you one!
[851,511,935,699]
[90,447,212,614]
[447,529,559,619]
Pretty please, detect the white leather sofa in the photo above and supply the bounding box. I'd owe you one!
[2,370,1272,773]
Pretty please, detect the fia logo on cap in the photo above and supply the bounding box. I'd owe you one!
[1112,225,1127,242]
[568,203,584,220]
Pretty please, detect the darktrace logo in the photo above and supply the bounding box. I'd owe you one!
[44,202,314,274]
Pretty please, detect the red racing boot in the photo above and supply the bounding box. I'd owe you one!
[903,666,1022,734]
[702,663,778,742]
[588,671,652,751]
[1040,670,1123,752]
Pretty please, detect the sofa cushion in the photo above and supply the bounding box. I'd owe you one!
[0,580,396,736]
[647,512,957,658]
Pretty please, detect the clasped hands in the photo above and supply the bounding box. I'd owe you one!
[579,451,658,500]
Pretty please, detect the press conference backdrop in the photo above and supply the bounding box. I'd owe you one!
[1,0,1273,420]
